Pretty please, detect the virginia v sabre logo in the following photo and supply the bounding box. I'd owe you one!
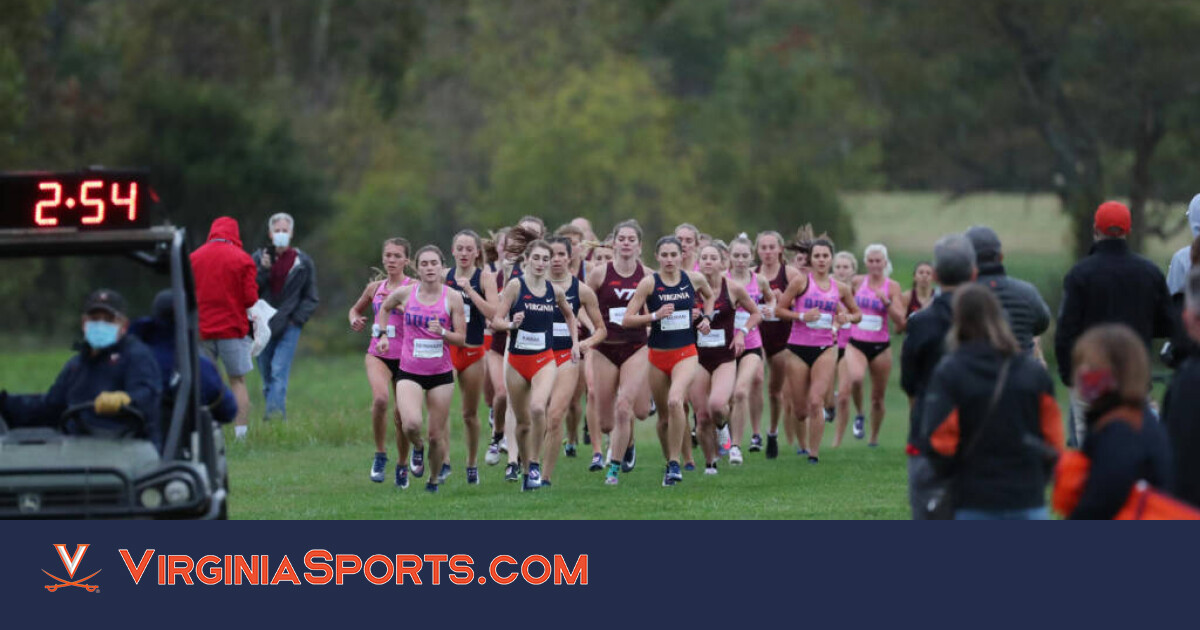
[43,544,101,593]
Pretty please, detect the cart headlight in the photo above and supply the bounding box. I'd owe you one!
[139,487,163,508]
[164,479,191,505]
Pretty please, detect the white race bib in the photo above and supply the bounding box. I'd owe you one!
[553,322,570,337]
[734,311,750,329]
[806,313,833,330]
[661,310,691,331]
[697,329,726,348]
[608,307,627,325]
[515,329,546,352]
[840,321,852,330]
[858,314,883,332]
[412,338,444,359]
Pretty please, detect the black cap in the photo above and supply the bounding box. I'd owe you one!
[152,289,175,322]
[83,288,128,317]
[964,225,1002,263]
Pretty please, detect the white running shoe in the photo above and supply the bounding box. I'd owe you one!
[729,445,744,465]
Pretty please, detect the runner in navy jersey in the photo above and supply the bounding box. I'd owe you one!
[587,220,654,484]
[492,238,577,492]
[623,235,715,487]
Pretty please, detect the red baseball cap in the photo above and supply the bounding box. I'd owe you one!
[1095,201,1131,236]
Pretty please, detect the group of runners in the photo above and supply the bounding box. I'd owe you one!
[348,216,931,492]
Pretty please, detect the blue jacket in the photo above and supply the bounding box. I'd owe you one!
[128,318,237,425]
[2,334,163,449]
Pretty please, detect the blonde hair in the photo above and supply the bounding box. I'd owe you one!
[863,243,894,277]
[833,251,858,274]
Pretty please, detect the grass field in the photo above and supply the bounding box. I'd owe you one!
[1,192,1188,519]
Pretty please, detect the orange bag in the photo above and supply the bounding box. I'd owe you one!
[1053,450,1200,520]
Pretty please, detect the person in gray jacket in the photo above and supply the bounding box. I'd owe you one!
[965,226,1051,357]
[1166,194,1200,297]
[253,212,319,421]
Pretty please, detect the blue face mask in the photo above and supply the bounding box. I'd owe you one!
[84,320,121,349]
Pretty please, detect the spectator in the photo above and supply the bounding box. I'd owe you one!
[1163,267,1200,506]
[0,289,162,449]
[190,216,257,439]
[1058,324,1173,519]
[921,284,1064,520]
[964,225,1051,355]
[901,233,976,519]
[1054,201,1173,445]
[1161,233,1200,368]
[1165,194,1200,297]
[253,212,319,421]
[129,289,238,426]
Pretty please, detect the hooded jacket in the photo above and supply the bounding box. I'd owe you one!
[190,217,258,339]
[1166,194,1200,296]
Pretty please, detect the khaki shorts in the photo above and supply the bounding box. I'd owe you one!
[201,336,253,378]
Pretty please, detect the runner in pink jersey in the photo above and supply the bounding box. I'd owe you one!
[347,238,414,485]
[829,250,859,440]
[775,237,861,463]
[839,244,905,448]
[726,235,774,465]
[375,245,468,492]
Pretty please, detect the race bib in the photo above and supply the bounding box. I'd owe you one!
[608,307,627,325]
[734,311,750,329]
[697,329,726,348]
[806,313,833,330]
[661,310,691,331]
[412,338,444,359]
[553,322,570,338]
[858,314,883,332]
[515,329,546,352]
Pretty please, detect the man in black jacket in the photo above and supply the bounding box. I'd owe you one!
[253,212,319,422]
[1162,266,1200,507]
[901,233,976,518]
[965,226,1051,356]
[1054,201,1173,445]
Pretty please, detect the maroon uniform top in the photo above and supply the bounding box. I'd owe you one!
[757,263,791,355]
[697,276,736,366]
[597,262,647,346]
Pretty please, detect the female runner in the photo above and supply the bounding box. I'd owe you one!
[690,241,761,474]
[542,237,605,486]
[348,238,414,484]
[727,236,774,465]
[623,236,715,486]
[554,223,591,457]
[675,222,702,272]
[492,238,578,491]
[902,261,935,323]
[829,251,859,436]
[775,236,861,463]
[754,231,801,458]
[443,230,499,483]
[837,244,905,447]
[580,238,614,450]
[374,245,468,492]
[496,221,547,480]
[484,228,512,467]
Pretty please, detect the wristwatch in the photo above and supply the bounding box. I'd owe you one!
[737,326,750,335]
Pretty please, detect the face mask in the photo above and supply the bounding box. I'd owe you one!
[272,232,292,248]
[1076,368,1117,405]
[84,320,121,350]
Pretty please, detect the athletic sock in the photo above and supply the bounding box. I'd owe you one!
[235,425,247,439]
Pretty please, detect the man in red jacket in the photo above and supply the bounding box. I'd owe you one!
[191,217,259,440]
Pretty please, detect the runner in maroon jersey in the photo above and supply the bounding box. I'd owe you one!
[755,230,801,459]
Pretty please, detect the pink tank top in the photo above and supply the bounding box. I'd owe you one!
[788,274,840,348]
[400,285,453,376]
[729,271,763,350]
[850,277,891,344]
[368,277,412,360]
[837,305,851,349]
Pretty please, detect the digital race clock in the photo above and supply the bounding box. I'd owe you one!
[0,171,154,231]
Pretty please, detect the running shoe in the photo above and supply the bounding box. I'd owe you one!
[395,464,409,489]
[766,433,778,459]
[438,463,452,482]
[797,448,809,456]
[540,479,552,488]
[718,425,731,456]
[411,448,425,478]
[425,482,438,493]
[668,461,683,482]
[485,438,501,466]
[466,467,479,485]
[621,444,637,473]
[522,465,542,492]
[649,399,658,416]
[705,463,718,475]
[498,436,509,454]
[504,462,520,482]
[564,442,577,458]
[729,445,744,465]
[853,414,865,440]
[605,462,620,485]
[370,452,387,483]
[662,467,675,487]
[589,453,604,472]
[807,455,820,465]
[824,407,835,424]
[749,434,763,452]
[684,462,696,472]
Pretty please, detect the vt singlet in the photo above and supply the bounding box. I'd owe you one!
[552,276,581,352]
[647,272,697,350]
[788,274,840,348]
[851,277,891,344]
[369,277,412,360]
[597,262,647,346]
[698,276,735,361]
[508,276,556,355]
[400,285,452,375]
[446,267,485,346]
